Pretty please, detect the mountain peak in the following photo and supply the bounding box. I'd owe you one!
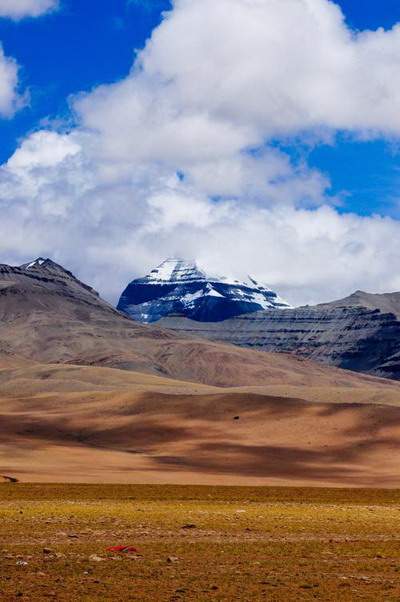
[146,258,207,284]
[23,257,47,269]
[20,257,70,274]
[118,258,291,323]
[18,257,100,298]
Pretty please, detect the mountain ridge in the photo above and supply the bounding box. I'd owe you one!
[0,256,348,388]
[158,289,400,381]
[5,256,400,382]
[316,289,400,319]
[0,257,101,301]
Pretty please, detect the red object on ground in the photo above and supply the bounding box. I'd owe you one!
[106,546,139,553]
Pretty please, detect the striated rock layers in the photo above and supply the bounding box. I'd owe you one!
[158,292,400,380]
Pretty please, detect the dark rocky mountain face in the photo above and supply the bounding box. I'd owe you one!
[158,292,400,381]
[117,258,291,323]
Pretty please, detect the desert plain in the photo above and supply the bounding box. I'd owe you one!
[1,354,400,487]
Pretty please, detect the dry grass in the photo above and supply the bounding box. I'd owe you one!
[1,484,400,600]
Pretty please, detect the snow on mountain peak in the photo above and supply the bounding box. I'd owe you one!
[146,258,207,284]
[118,258,291,323]
[23,257,47,270]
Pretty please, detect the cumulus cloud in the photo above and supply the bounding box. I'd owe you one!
[0,0,58,19]
[2,129,400,307]
[3,0,400,305]
[0,45,22,117]
[76,0,400,162]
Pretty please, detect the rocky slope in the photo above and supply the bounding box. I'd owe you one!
[0,257,344,387]
[117,258,290,322]
[158,291,400,380]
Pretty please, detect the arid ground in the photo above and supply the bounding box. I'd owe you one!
[2,357,400,487]
[1,484,400,601]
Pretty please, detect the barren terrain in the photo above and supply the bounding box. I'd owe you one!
[1,357,400,487]
[1,484,400,601]
[2,260,400,487]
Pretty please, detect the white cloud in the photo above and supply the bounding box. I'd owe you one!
[8,130,80,171]
[0,45,23,117]
[76,0,400,165]
[2,131,400,307]
[3,0,400,305]
[0,0,58,19]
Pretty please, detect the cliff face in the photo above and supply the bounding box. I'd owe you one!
[158,303,400,380]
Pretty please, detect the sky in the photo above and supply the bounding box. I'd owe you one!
[1,0,400,306]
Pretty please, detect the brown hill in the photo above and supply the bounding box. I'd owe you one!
[1,358,400,486]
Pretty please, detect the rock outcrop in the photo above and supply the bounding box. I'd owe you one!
[158,292,400,380]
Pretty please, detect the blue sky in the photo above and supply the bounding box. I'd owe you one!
[280,0,400,218]
[338,0,399,31]
[0,0,171,161]
[0,0,399,218]
[2,0,400,305]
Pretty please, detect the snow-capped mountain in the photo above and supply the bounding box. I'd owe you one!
[117,258,291,323]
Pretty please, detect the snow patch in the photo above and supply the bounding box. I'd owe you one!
[23,258,46,270]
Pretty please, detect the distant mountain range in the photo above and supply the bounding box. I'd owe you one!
[117,258,291,323]
[116,258,400,380]
[3,256,400,382]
